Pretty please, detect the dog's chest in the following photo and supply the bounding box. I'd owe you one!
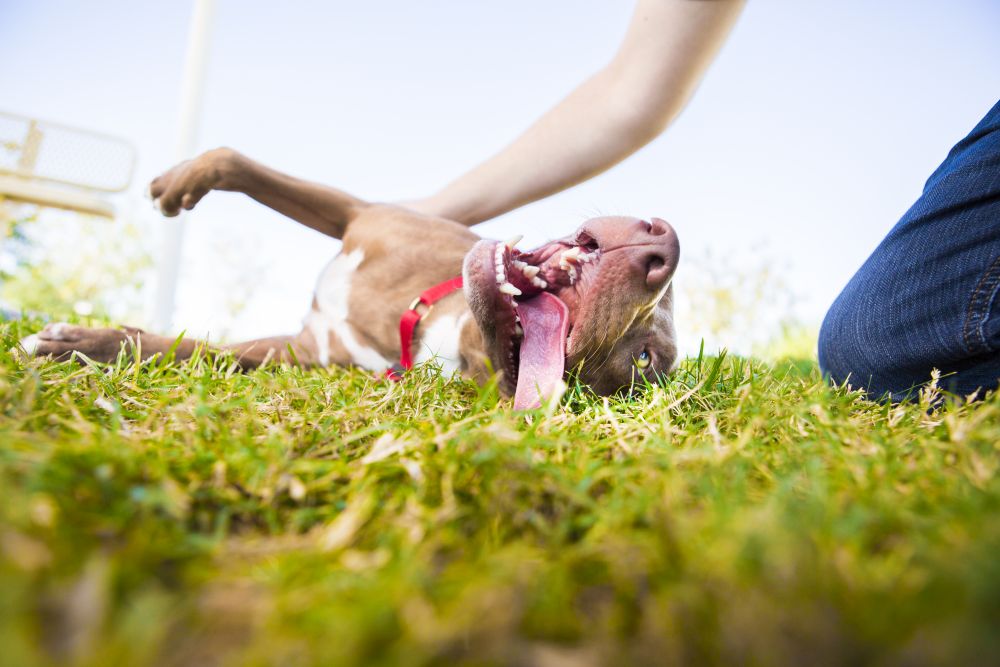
[305,249,468,374]
[305,249,391,370]
[414,311,468,375]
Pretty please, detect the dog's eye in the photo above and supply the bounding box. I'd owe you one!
[635,350,651,369]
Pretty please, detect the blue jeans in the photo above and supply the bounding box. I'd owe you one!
[819,99,1000,401]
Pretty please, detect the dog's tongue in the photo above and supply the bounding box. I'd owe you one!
[513,292,569,410]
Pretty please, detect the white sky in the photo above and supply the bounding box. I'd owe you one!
[3,1,999,353]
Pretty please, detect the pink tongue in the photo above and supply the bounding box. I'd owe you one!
[513,292,569,410]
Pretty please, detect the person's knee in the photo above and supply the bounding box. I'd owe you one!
[817,292,858,387]
[820,283,946,402]
[818,285,900,399]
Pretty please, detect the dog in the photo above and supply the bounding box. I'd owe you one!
[20,148,680,409]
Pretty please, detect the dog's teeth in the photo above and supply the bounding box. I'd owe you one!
[499,282,521,296]
[495,272,505,284]
[515,323,524,336]
[504,235,523,249]
[512,260,527,270]
[562,246,582,262]
[558,262,576,276]
[521,264,540,279]
[579,252,593,263]
[531,277,548,289]
[559,246,585,273]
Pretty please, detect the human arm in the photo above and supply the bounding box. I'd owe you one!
[408,0,745,226]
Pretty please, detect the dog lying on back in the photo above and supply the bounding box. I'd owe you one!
[21,149,680,408]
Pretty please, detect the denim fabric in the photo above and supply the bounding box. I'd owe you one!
[819,98,1000,401]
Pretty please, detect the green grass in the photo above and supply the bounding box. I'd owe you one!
[2,320,1000,666]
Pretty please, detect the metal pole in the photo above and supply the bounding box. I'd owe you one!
[151,0,216,331]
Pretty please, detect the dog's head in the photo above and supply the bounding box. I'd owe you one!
[463,216,680,408]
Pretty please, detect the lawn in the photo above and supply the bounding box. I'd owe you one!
[2,319,999,666]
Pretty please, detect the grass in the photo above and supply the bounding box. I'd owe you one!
[2,319,1000,666]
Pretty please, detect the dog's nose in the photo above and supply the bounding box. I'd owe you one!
[642,218,679,290]
[645,249,673,289]
[648,217,673,237]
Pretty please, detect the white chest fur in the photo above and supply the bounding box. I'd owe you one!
[304,249,391,370]
[414,312,468,376]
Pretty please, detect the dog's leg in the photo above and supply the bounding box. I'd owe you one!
[21,323,199,364]
[21,323,319,369]
[149,148,367,240]
[220,332,319,369]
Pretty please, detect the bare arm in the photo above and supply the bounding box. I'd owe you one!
[409,0,745,226]
[149,148,365,240]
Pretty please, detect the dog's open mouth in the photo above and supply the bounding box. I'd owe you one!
[464,233,600,408]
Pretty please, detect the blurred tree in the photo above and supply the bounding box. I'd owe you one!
[0,199,151,322]
[676,246,810,359]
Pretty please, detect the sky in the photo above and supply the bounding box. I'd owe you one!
[2,1,1000,353]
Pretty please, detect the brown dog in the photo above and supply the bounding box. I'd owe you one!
[21,149,680,408]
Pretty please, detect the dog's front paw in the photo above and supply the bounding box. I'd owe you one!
[22,323,130,363]
[149,147,238,217]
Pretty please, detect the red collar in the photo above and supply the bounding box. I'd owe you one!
[385,275,464,381]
